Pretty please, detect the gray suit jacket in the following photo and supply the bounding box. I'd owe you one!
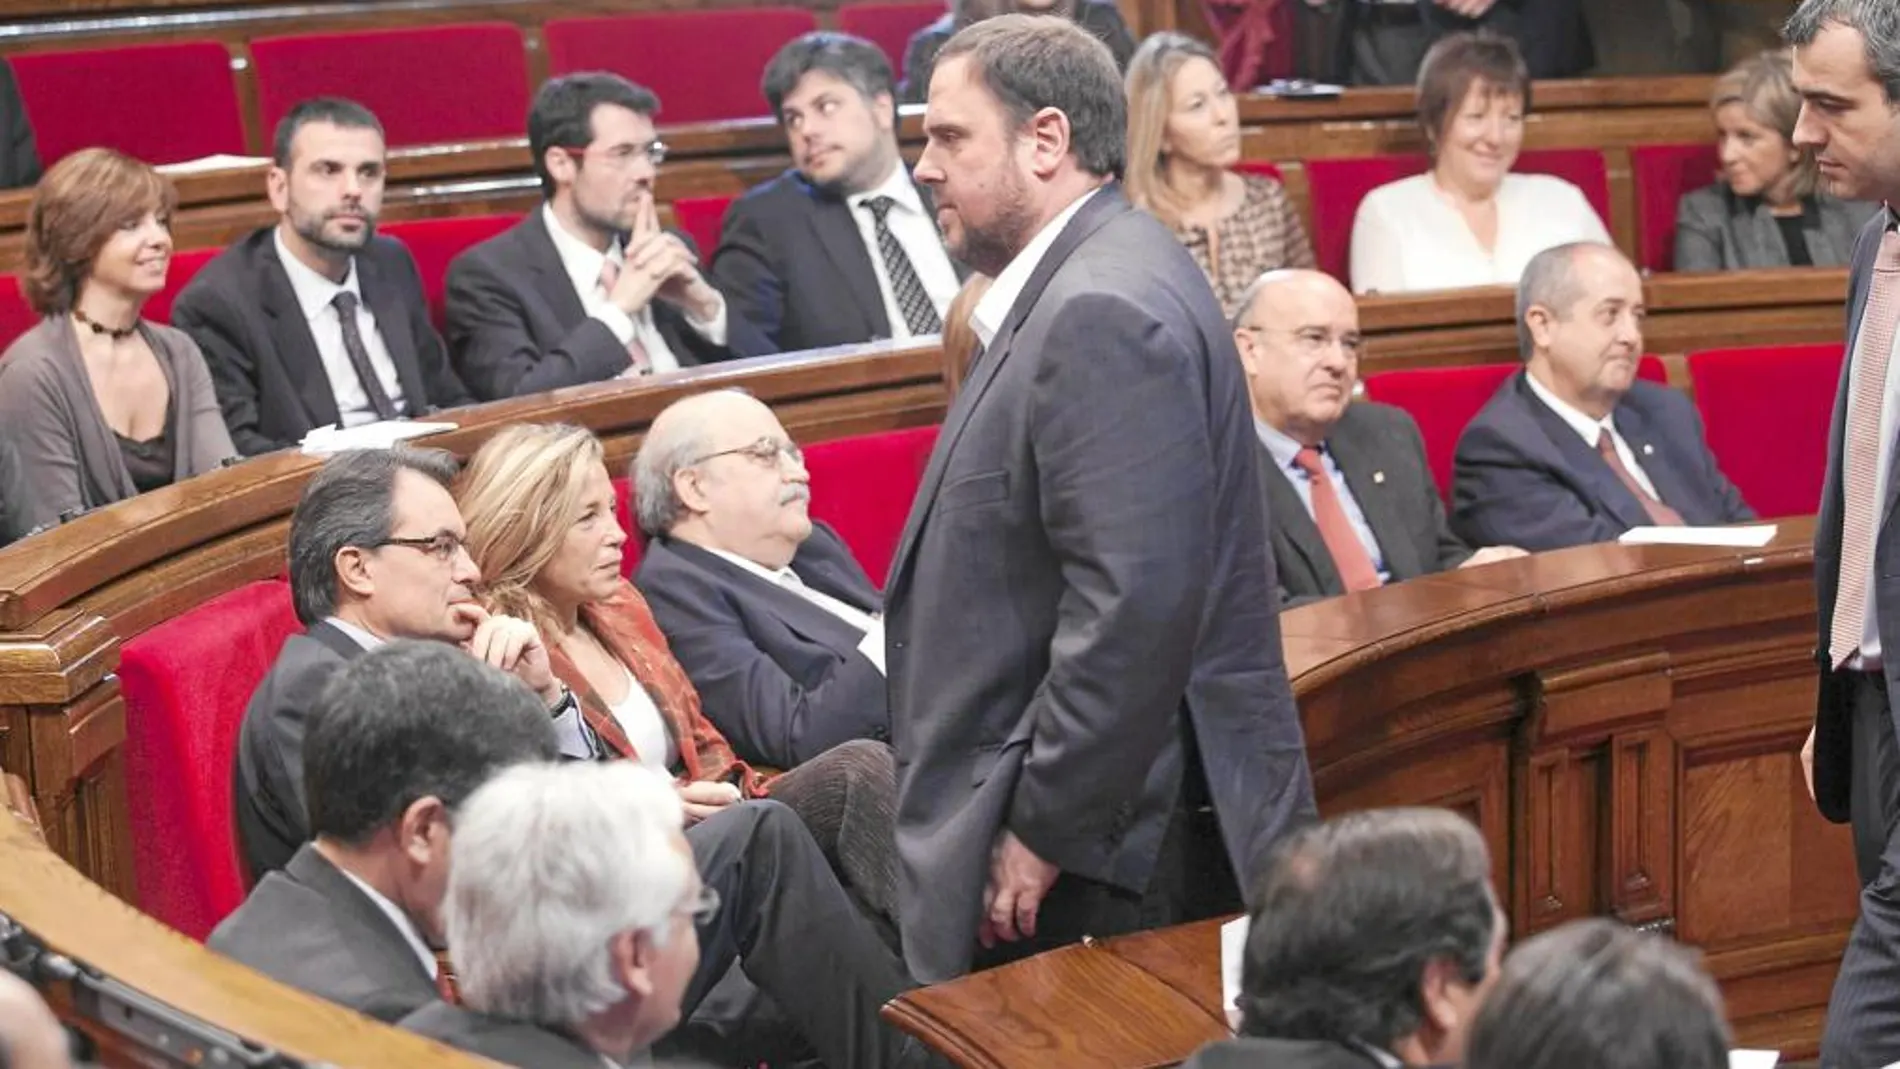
[884,186,1317,982]
[1263,401,1472,604]
[1450,372,1754,551]
[1674,182,1877,272]
[0,316,235,532]
[402,1002,607,1069]
[208,843,436,1023]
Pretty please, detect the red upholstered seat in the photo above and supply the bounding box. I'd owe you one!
[9,43,246,167]
[381,214,520,331]
[1362,356,1666,501]
[118,579,301,940]
[1631,143,1721,272]
[612,475,651,578]
[836,2,944,71]
[0,276,37,352]
[1688,343,1844,518]
[251,23,530,149]
[672,196,733,265]
[803,425,939,585]
[144,247,221,326]
[1305,149,1612,283]
[544,8,820,123]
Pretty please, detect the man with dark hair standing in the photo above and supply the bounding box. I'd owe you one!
[1788,1,1900,1063]
[888,13,1316,983]
[713,32,962,351]
[172,98,470,455]
[446,74,770,400]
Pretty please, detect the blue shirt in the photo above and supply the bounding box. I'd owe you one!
[1255,418,1389,582]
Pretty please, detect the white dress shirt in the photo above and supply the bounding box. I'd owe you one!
[846,163,960,340]
[337,865,439,981]
[1844,224,1900,668]
[605,662,678,775]
[274,229,407,426]
[1255,418,1390,581]
[704,546,886,674]
[1522,370,1662,500]
[970,187,1102,350]
[1349,173,1612,295]
[540,204,727,376]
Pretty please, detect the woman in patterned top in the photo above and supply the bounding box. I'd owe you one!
[1124,32,1314,319]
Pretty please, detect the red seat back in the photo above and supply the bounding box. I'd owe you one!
[836,2,944,72]
[672,196,733,265]
[1306,150,1612,283]
[544,8,820,123]
[803,425,940,584]
[1631,142,1721,272]
[0,276,38,352]
[382,214,520,331]
[118,579,301,940]
[611,475,651,578]
[10,43,247,166]
[144,247,221,325]
[1688,343,1843,518]
[251,23,530,149]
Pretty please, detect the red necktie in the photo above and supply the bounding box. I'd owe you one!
[1292,446,1381,592]
[1831,230,1900,667]
[1595,429,1684,527]
[596,259,652,376]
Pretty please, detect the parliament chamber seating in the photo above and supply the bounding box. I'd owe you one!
[249,23,532,149]
[836,1,945,71]
[381,213,520,331]
[1632,142,1722,272]
[8,42,247,167]
[1688,342,1845,519]
[0,274,33,345]
[673,195,737,264]
[543,8,822,123]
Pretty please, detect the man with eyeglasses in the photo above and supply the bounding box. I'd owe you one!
[632,390,893,770]
[444,73,773,401]
[1233,269,1523,605]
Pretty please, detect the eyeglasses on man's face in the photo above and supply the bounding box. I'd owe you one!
[690,437,805,468]
[562,140,668,170]
[1241,324,1365,361]
[373,532,470,562]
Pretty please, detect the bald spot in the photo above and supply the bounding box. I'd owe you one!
[644,389,769,459]
[1236,269,1357,332]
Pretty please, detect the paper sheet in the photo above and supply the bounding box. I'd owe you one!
[1618,524,1778,548]
[1729,1051,1778,1068]
[155,153,270,174]
[1220,916,1248,1030]
[300,420,458,455]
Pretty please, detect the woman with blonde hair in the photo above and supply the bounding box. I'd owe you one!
[1674,50,1875,272]
[1125,32,1312,319]
[456,421,899,929]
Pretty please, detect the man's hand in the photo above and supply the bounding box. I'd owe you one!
[451,603,562,706]
[1434,0,1498,16]
[678,779,743,826]
[1460,545,1529,569]
[980,831,1059,947]
[1802,725,1816,803]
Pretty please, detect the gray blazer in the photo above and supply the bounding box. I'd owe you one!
[0,315,235,533]
[884,186,1317,982]
[401,1003,607,1069]
[1673,182,1877,272]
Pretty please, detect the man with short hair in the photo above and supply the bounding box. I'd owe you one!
[172,98,470,455]
[713,32,962,351]
[1451,242,1752,550]
[1183,807,1506,1069]
[634,390,891,769]
[447,74,771,400]
[890,14,1316,982]
[1234,269,1523,603]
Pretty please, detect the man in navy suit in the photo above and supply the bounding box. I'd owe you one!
[633,389,891,769]
[712,33,962,353]
[1451,242,1753,551]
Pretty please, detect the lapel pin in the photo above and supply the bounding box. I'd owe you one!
[1372,471,1386,484]
[1642,443,1655,456]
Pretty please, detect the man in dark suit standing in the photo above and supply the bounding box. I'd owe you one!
[1234,269,1523,604]
[713,33,962,352]
[0,61,41,191]
[1451,242,1754,552]
[1788,3,1900,1063]
[445,74,771,401]
[171,99,471,456]
[1309,0,1593,86]
[633,389,891,769]
[889,14,1317,983]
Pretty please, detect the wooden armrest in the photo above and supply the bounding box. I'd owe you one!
[2,772,41,844]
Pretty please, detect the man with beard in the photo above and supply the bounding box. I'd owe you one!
[712,32,964,352]
[887,14,1317,983]
[445,74,772,401]
[171,98,471,456]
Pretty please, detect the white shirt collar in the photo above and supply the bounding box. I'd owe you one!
[542,203,625,303]
[969,186,1103,351]
[274,227,363,322]
[335,865,439,980]
[846,162,926,217]
[701,545,796,585]
[324,615,384,651]
[1253,417,1313,473]
[1523,365,1621,448]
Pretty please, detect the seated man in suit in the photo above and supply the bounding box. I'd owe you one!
[1235,269,1523,603]
[0,61,41,191]
[713,32,962,351]
[634,390,890,769]
[1452,242,1754,550]
[1184,807,1505,1069]
[171,98,471,455]
[446,73,772,400]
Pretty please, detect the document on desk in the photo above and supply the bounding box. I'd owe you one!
[301,421,459,455]
[1618,525,1779,548]
[1730,1051,1778,1068]
[1219,916,1247,1031]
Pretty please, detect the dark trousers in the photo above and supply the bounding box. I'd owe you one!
[1823,671,1900,1066]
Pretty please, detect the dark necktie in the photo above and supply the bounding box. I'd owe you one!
[862,195,943,336]
[330,291,399,421]
[1292,445,1381,592]
[1595,428,1683,527]
[1831,229,1900,666]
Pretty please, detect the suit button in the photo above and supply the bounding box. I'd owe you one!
[873,725,890,741]
[892,640,907,651]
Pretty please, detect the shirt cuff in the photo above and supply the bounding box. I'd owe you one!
[591,305,636,346]
[549,701,599,760]
[683,293,729,346]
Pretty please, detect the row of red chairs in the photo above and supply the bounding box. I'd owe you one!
[8,3,943,165]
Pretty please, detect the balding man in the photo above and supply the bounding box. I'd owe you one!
[1236,270,1523,604]
[1452,242,1753,551]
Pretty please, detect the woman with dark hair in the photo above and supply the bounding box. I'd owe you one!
[899,0,1136,103]
[0,147,234,532]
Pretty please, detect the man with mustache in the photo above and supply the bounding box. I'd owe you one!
[445,74,771,401]
[1451,241,1752,551]
[712,32,963,352]
[171,98,471,456]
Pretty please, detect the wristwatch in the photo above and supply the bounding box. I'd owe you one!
[547,686,578,719]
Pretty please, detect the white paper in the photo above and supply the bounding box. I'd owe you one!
[155,153,269,175]
[1220,915,1248,1030]
[1618,524,1778,548]
[1730,1051,1778,1068]
[300,420,458,455]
